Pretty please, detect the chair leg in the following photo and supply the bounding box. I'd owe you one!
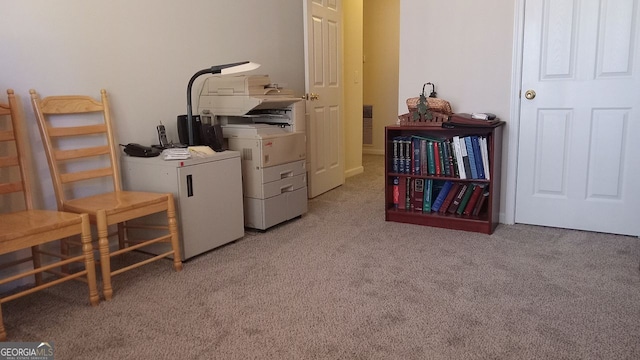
[60,237,70,274]
[166,194,183,272]
[117,222,125,250]
[80,214,100,306]
[31,245,43,285]
[96,210,113,301]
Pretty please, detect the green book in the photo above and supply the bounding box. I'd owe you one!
[426,141,436,175]
[456,184,476,215]
[423,179,433,212]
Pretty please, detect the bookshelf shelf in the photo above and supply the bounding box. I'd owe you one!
[385,124,504,234]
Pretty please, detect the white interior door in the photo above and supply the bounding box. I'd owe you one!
[303,0,344,198]
[516,0,640,236]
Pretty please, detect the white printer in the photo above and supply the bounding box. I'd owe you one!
[197,74,307,230]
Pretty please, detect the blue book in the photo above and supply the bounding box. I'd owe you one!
[412,137,421,175]
[471,136,485,179]
[464,137,478,179]
[431,180,453,213]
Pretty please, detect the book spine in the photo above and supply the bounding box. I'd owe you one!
[413,178,424,211]
[472,189,489,216]
[480,136,490,180]
[471,136,485,179]
[452,136,466,179]
[412,137,421,175]
[463,184,484,215]
[440,182,461,214]
[447,183,468,214]
[433,141,441,175]
[420,139,427,176]
[398,137,405,174]
[446,140,456,177]
[404,139,411,174]
[431,181,453,213]
[405,177,411,210]
[392,176,400,209]
[464,136,478,179]
[456,184,476,215]
[423,179,433,212]
[441,140,451,177]
[393,137,400,173]
[427,141,436,175]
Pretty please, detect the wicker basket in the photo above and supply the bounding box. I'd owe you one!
[399,97,453,126]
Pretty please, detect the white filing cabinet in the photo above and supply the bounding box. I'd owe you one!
[120,151,244,260]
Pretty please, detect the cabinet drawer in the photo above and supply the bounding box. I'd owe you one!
[262,173,306,199]
[243,160,307,198]
[262,160,306,183]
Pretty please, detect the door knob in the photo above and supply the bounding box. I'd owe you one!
[524,89,536,100]
[304,93,319,101]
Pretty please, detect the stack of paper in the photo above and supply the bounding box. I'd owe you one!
[188,146,216,157]
[162,148,191,160]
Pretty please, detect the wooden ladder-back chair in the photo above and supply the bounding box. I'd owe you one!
[0,89,99,341]
[30,89,183,301]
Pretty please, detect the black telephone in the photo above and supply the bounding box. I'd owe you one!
[157,123,169,148]
[122,143,162,157]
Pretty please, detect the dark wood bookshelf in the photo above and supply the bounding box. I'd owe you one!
[384,124,504,234]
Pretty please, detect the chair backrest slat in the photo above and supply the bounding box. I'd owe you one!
[39,96,104,114]
[55,146,111,161]
[60,167,113,184]
[0,130,14,141]
[0,89,34,210]
[30,89,122,210]
[48,124,108,137]
[0,156,19,168]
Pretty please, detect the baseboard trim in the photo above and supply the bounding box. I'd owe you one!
[345,166,364,178]
[363,148,384,156]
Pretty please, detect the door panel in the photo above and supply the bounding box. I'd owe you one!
[516,0,640,236]
[304,0,344,198]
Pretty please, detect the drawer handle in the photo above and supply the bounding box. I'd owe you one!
[280,170,293,179]
[280,184,293,193]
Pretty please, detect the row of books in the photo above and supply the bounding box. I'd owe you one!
[392,178,488,217]
[391,135,490,180]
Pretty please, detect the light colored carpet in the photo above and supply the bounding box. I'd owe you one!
[3,155,639,359]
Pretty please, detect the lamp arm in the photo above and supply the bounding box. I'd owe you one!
[186,68,218,146]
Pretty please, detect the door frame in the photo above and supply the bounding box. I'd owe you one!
[504,0,526,225]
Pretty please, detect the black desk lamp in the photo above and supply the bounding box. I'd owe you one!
[185,61,260,145]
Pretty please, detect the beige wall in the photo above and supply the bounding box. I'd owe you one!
[363,0,400,155]
[343,0,364,177]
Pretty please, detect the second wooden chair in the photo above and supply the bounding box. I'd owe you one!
[30,89,183,300]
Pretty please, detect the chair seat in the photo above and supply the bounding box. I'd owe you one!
[63,191,169,222]
[0,210,83,253]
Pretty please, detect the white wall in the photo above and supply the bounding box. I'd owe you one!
[399,1,515,118]
[1,0,304,209]
[399,0,516,220]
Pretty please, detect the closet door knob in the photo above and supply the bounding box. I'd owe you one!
[524,89,536,100]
